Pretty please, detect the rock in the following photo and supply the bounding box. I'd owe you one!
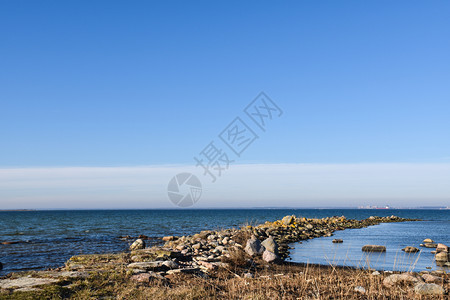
[197,260,216,270]
[383,273,420,288]
[261,237,278,254]
[422,243,438,248]
[166,268,200,275]
[192,243,201,250]
[332,239,343,243]
[436,243,448,253]
[244,273,254,279]
[162,260,179,269]
[162,236,175,242]
[281,215,295,225]
[435,251,449,262]
[131,271,165,283]
[0,262,2,270]
[262,250,279,263]
[371,271,381,275]
[421,274,443,284]
[244,236,264,256]
[402,246,419,253]
[354,286,366,294]
[0,277,59,289]
[362,245,386,252]
[423,238,434,243]
[414,283,444,295]
[130,239,145,251]
[131,273,152,283]
[127,261,168,270]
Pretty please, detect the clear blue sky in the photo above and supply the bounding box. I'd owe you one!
[1,1,449,167]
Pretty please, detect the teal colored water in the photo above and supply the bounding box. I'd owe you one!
[0,209,448,275]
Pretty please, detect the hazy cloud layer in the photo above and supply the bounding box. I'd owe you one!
[0,164,449,209]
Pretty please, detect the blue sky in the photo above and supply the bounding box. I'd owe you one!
[1,1,449,208]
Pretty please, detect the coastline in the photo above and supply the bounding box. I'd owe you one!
[1,214,448,299]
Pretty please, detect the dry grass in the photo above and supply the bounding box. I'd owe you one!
[2,260,448,300]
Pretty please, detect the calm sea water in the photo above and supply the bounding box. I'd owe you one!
[0,209,448,275]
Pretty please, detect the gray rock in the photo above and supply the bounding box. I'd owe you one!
[414,283,444,295]
[127,261,168,270]
[362,245,386,252]
[166,267,200,275]
[262,250,279,263]
[162,260,179,269]
[130,239,145,251]
[244,273,254,278]
[371,271,381,275]
[402,246,419,253]
[354,286,366,294]
[244,236,264,256]
[421,274,443,284]
[261,237,278,254]
[0,277,59,289]
[383,274,420,288]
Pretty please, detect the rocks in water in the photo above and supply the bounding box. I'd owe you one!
[383,273,420,288]
[423,238,434,243]
[362,245,386,252]
[332,239,343,243]
[261,237,278,254]
[262,249,279,263]
[130,239,145,251]
[162,236,176,242]
[402,246,419,253]
[0,261,2,270]
[435,243,448,253]
[414,283,444,295]
[244,236,264,256]
[435,251,449,262]
[421,243,438,248]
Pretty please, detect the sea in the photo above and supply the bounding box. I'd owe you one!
[0,209,448,276]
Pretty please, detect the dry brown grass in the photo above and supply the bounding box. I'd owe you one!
[2,260,448,300]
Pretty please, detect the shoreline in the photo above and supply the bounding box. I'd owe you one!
[1,215,449,299]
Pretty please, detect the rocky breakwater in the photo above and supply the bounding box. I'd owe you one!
[163,215,417,263]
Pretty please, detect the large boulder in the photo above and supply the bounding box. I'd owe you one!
[414,283,444,295]
[281,215,295,225]
[435,252,449,262]
[244,236,264,256]
[261,237,278,254]
[362,245,386,252]
[422,243,438,248]
[436,243,448,253]
[262,250,279,263]
[130,239,145,251]
[402,246,419,253]
[422,238,434,243]
[383,273,420,288]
